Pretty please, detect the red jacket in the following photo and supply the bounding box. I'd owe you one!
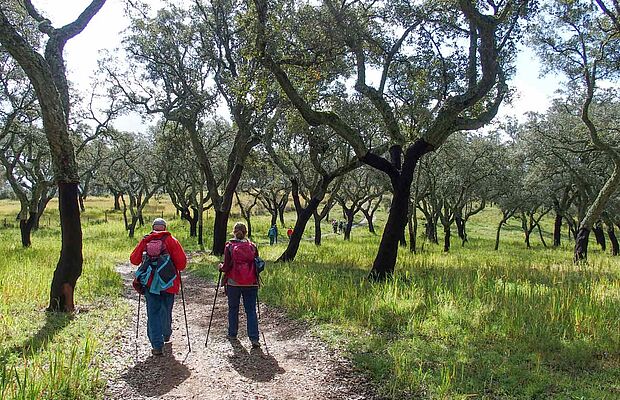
[220,239,259,286]
[130,230,187,294]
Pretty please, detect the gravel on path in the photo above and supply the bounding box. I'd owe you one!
[103,258,383,400]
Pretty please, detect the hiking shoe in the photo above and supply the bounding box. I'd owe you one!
[226,335,238,340]
[164,336,171,343]
[250,340,261,349]
[151,348,164,356]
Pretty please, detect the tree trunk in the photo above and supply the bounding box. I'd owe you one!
[270,211,278,227]
[278,203,286,227]
[521,215,531,249]
[593,224,606,251]
[455,215,466,245]
[212,209,231,256]
[367,210,376,234]
[537,224,548,248]
[443,223,451,252]
[360,208,377,235]
[369,183,408,280]
[198,206,204,251]
[313,211,322,246]
[245,213,253,239]
[344,210,354,241]
[19,212,37,247]
[607,225,619,256]
[408,213,416,253]
[48,183,83,312]
[494,221,503,251]
[128,216,138,238]
[368,140,432,280]
[0,5,107,313]
[574,164,620,262]
[399,232,407,247]
[277,202,317,262]
[574,227,590,262]
[553,212,562,247]
[121,196,129,231]
[425,220,437,243]
[189,214,198,237]
[494,212,512,251]
[78,194,85,212]
[113,192,121,210]
[524,230,531,249]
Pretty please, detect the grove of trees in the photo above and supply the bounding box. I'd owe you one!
[0,0,619,311]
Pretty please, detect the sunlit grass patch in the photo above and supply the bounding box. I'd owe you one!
[2,196,619,399]
[194,213,620,399]
[0,207,133,399]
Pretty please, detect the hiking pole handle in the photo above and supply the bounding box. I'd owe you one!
[179,272,191,352]
[205,270,222,348]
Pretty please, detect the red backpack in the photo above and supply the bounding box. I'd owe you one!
[225,241,258,286]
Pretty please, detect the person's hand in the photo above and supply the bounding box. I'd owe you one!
[218,262,225,272]
[132,278,145,295]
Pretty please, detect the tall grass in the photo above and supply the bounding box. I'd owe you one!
[0,198,152,399]
[0,196,209,399]
[196,208,620,399]
[2,196,618,399]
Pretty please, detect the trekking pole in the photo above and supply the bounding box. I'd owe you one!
[179,272,191,353]
[256,290,268,354]
[204,271,222,348]
[135,293,141,362]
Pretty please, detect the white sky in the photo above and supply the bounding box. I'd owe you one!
[35,0,563,133]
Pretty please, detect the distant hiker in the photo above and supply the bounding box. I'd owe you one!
[219,222,261,348]
[130,218,187,356]
[331,219,338,234]
[287,227,293,239]
[268,224,278,245]
[338,220,344,234]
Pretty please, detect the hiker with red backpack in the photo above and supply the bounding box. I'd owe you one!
[219,222,261,348]
[130,218,187,356]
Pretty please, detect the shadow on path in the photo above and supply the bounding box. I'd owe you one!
[121,353,191,397]
[227,338,285,382]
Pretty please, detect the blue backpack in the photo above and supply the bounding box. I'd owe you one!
[134,233,177,294]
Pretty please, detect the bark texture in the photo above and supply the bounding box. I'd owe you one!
[0,1,105,311]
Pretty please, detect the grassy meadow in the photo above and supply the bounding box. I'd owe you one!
[0,196,185,399]
[193,207,620,399]
[0,196,618,399]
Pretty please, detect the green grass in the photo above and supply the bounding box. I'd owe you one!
[1,197,619,399]
[196,208,620,399]
[0,196,211,399]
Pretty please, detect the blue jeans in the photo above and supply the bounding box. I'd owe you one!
[144,291,174,350]
[226,286,259,341]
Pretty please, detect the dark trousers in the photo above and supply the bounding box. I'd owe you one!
[226,286,259,342]
[144,291,174,350]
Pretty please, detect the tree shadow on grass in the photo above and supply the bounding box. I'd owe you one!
[0,310,72,363]
[227,338,285,382]
[122,354,191,397]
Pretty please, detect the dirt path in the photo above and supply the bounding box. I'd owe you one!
[104,258,381,400]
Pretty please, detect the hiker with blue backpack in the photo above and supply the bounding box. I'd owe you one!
[130,218,187,356]
[219,222,262,348]
[267,224,278,245]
